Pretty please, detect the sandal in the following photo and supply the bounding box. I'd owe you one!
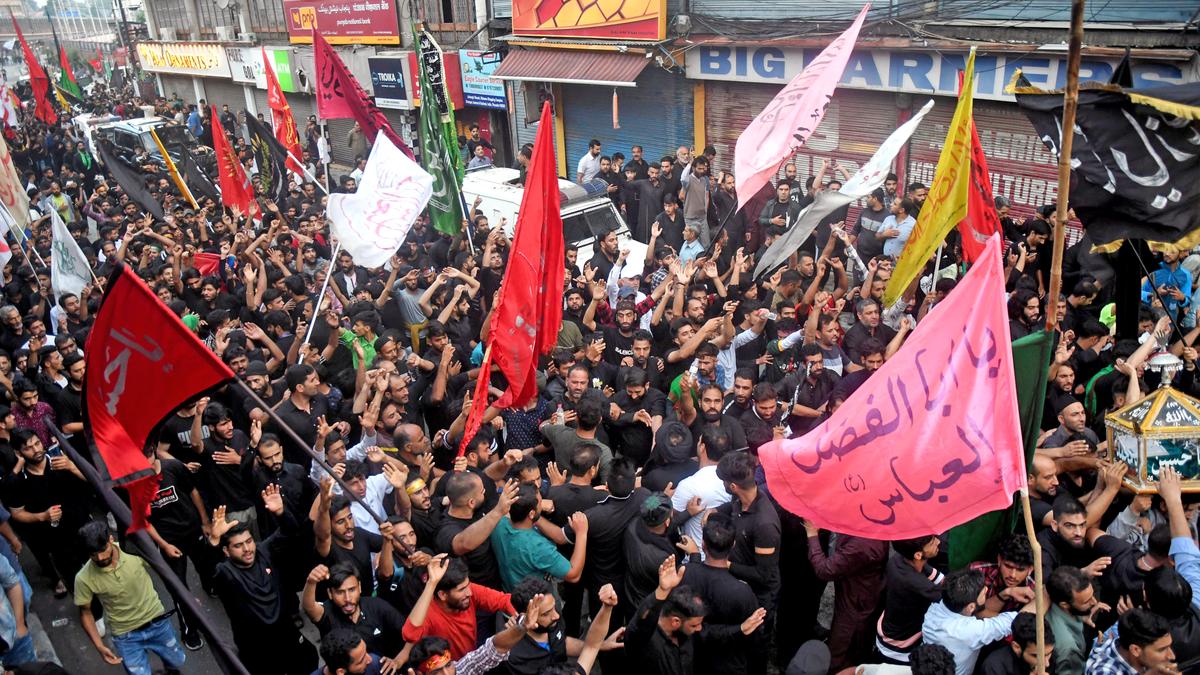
[53,581,67,598]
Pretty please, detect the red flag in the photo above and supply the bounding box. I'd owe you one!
[9,13,55,125]
[262,48,304,176]
[210,105,259,220]
[89,47,102,73]
[192,252,222,276]
[955,121,1002,263]
[759,236,1025,539]
[58,46,78,87]
[459,102,564,454]
[85,266,234,531]
[312,29,413,159]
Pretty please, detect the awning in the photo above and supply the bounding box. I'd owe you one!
[492,49,649,87]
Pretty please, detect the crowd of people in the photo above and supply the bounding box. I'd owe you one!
[0,74,1192,675]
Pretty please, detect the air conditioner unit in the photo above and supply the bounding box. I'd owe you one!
[237,32,256,42]
[215,25,235,41]
[159,27,177,40]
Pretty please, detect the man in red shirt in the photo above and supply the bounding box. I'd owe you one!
[402,554,516,659]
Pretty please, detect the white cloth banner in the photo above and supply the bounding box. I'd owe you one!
[754,100,936,279]
[328,134,434,269]
[0,132,29,231]
[50,210,91,299]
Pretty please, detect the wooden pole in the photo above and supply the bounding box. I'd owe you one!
[1021,488,1047,675]
[1044,0,1086,333]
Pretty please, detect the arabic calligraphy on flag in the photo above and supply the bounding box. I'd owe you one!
[759,235,1026,539]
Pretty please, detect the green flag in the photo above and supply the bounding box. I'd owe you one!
[947,329,1056,569]
[57,46,82,102]
[414,26,463,236]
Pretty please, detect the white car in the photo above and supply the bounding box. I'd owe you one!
[462,167,648,275]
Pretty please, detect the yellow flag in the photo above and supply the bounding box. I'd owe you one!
[150,129,198,209]
[885,48,977,306]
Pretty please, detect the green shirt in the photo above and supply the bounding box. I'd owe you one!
[1047,604,1086,675]
[74,547,164,636]
[339,329,377,369]
[489,517,570,591]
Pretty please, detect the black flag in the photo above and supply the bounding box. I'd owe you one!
[180,150,220,205]
[243,113,290,205]
[95,141,165,220]
[1014,77,1200,250]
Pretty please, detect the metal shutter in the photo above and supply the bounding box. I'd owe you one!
[203,79,249,115]
[906,98,1081,245]
[512,82,538,152]
[562,66,693,174]
[705,84,899,225]
[158,75,194,101]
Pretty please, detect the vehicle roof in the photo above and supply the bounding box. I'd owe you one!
[463,167,608,208]
[94,117,172,133]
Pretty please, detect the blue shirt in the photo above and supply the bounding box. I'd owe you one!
[882,214,917,257]
[187,110,202,137]
[1141,263,1192,314]
[1171,536,1200,611]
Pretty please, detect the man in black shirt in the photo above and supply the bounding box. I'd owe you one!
[588,230,620,282]
[192,401,257,535]
[303,562,406,661]
[316,487,384,593]
[979,612,1054,675]
[606,368,667,466]
[208,501,318,674]
[688,383,749,453]
[678,513,761,675]
[246,432,317,536]
[777,344,839,436]
[578,458,649,626]
[434,472,518,591]
[715,453,781,612]
[271,363,329,471]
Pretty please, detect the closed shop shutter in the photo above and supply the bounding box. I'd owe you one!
[252,88,270,119]
[905,98,1082,244]
[705,84,899,226]
[562,67,693,177]
[512,82,538,154]
[203,78,248,114]
[158,75,194,101]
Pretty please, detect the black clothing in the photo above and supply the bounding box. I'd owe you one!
[623,519,676,608]
[315,596,406,657]
[271,396,329,471]
[436,513,502,589]
[684,563,759,675]
[322,527,383,593]
[579,488,651,591]
[715,492,781,609]
[625,594,695,675]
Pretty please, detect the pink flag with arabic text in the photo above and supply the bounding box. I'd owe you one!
[759,235,1026,539]
[734,5,868,210]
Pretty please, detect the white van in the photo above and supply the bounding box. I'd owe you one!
[462,167,648,275]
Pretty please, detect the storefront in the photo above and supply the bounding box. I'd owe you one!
[136,41,233,109]
[494,47,693,178]
[686,43,1198,224]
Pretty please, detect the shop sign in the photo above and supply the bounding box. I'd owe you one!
[685,46,1195,102]
[459,49,507,109]
[282,0,400,45]
[512,0,665,40]
[369,55,412,109]
[136,42,231,78]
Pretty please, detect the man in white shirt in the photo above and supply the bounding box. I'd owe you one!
[670,427,733,561]
[922,569,1020,675]
[576,139,602,184]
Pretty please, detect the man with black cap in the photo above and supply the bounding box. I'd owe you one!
[623,492,677,608]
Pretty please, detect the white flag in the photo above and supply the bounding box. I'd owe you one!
[754,100,936,279]
[0,132,29,231]
[50,210,91,299]
[328,134,434,269]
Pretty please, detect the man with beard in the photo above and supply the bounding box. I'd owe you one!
[1046,566,1102,675]
[777,344,839,437]
[713,171,742,244]
[208,497,319,674]
[562,288,588,334]
[722,371,755,420]
[239,360,282,423]
[970,534,1038,617]
[1008,290,1041,341]
[272,363,329,471]
[842,299,897,365]
[626,165,666,243]
[623,493,678,608]
[682,382,749,453]
[620,330,666,391]
[402,555,517,660]
[434,471,519,591]
[248,433,317,529]
[316,480,386,592]
[490,484,588,591]
[55,353,86,457]
[605,368,666,466]
[679,156,712,246]
[1023,453,1062,532]
[757,182,801,233]
[191,400,258,537]
[75,521,188,674]
[739,383,785,453]
[1037,494,1122,575]
[598,298,640,366]
[303,562,406,660]
[779,162,805,205]
[588,230,620,282]
[830,338,888,402]
[979,611,1055,675]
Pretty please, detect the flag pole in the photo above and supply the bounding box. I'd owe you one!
[1044,0,1085,334]
[1020,487,1047,675]
[300,241,341,351]
[285,148,328,194]
[44,420,252,675]
[231,379,416,558]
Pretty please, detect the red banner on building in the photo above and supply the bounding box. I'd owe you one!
[282,0,400,45]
